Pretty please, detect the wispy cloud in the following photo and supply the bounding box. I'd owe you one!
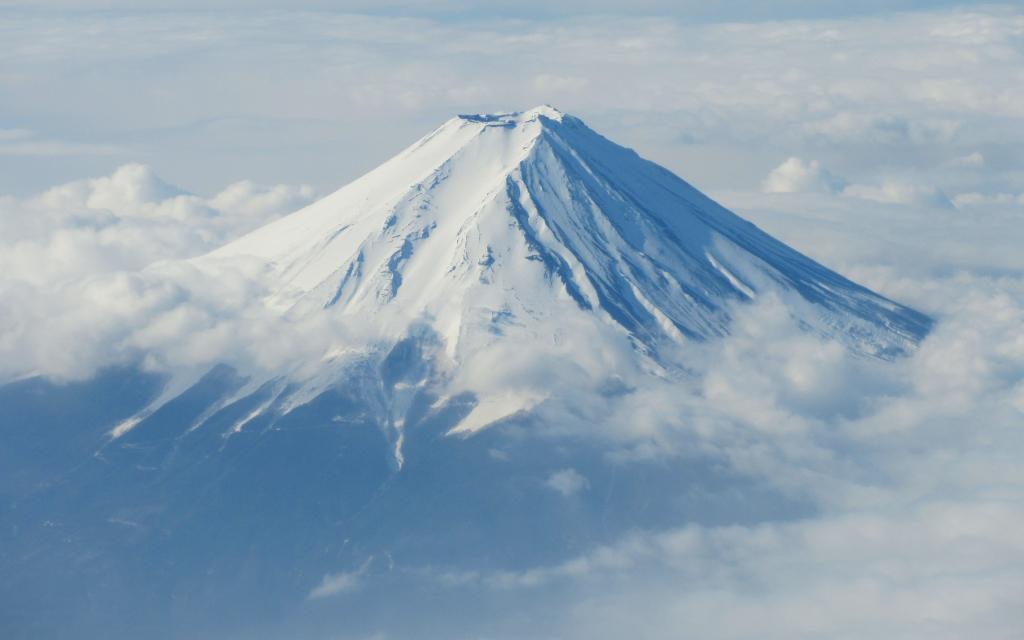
[0,129,125,156]
[308,558,373,599]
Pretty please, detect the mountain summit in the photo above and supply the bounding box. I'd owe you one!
[213,104,930,361]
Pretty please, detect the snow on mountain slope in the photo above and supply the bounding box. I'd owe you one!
[113,104,932,447]
[211,105,929,358]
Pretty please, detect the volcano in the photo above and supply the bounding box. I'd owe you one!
[213,105,928,358]
[0,106,930,640]
[192,105,931,441]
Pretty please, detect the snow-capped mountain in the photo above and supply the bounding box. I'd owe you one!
[0,106,932,640]
[213,105,928,358]
[189,105,930,443]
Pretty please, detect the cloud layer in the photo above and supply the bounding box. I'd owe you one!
[0,165,316,380]
[2,5,1023,202]
[399,226,1024,639]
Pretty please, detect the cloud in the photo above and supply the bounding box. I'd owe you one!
[208,180,316,219]
[762,157,844,194]
[533,73,590,93]
[0,164,315,287]
[842,180,954,208]
[2,6,1023,199]
[0,129,126,157]
[0,165,319,381]
[802,112,962,146]
[410,239,1024,639]
[554,502,1024,640]
[949,151,984,167]
[760,155,962,211]
[545,468,589,497]
[308,558,373,599]
[952,191,1024,208]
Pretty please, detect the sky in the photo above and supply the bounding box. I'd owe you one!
[1,2,1022,198]
[2,3,1024,638]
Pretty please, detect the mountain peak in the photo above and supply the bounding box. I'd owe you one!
[456,104,566,127]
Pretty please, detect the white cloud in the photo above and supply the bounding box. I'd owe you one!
[545,468,589,497]
[208,180,316,219]
[533,73,590,93]
[949,151,984,167]
[952,191,1024,208]
[552,501,1024,640]
[802,112,962,146]
[0,129,126,157]
[308,558,373,599]
[0,165,319,381]
[842,180,954,208]
[414,247,1024,639]
[762,157,844,194]
[0,164,315,287]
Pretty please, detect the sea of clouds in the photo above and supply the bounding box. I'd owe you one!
[2,3,1023,638]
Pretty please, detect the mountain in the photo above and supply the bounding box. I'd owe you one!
[195,104,929,444]
[0,106,930,640]
[212,105,927,357]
